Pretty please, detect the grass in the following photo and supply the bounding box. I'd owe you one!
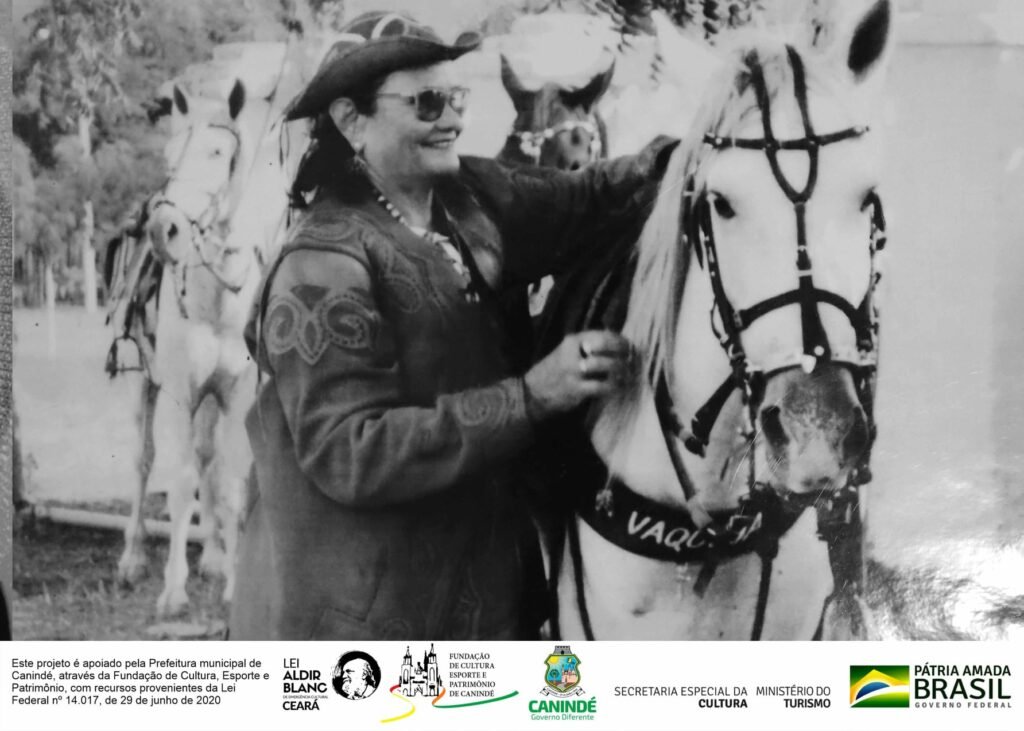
[13,306,229,639]
[13,516,229,640]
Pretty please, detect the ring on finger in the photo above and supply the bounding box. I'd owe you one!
[579,357,589,376]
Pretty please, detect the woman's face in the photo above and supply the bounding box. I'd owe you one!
[360,62,465,186]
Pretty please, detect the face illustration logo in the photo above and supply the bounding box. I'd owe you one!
[332,650,381,700]
[850,666,911,708]
[543,645,583,696]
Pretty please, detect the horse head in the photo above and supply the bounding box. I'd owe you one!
[609,0,893,510]
[146,80,247,269]
[500,54,613,170]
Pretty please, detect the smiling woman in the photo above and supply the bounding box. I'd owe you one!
[228,11,677,641]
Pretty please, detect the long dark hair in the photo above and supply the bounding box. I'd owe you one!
[289,75,387,209]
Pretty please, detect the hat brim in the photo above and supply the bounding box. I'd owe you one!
[285,35,481,121]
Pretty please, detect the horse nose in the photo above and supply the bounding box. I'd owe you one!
[147,216,176,248]
[146,209,188,263]
[761,365,869,494]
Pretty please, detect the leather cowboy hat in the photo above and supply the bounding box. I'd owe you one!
[284,11,481,121]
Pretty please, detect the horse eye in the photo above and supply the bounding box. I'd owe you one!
[711,195,736,220]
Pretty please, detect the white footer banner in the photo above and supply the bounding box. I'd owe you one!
[2,641,1020,730]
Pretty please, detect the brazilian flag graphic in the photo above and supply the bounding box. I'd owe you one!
[850,666,911,708]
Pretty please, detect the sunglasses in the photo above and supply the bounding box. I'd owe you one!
[375,87,470,122]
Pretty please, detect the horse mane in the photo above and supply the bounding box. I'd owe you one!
[534,84,567,127]
[605,31,858,434]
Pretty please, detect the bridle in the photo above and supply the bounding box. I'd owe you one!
[563,46,886,640]
[149,121,258,315]
[510,116,603,166]
[659,46,885,510]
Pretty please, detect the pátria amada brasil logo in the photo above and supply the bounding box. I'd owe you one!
[850,666,910,708]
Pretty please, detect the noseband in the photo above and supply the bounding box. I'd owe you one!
[510,117,603,166]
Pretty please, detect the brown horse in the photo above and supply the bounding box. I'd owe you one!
[497,54,615,316]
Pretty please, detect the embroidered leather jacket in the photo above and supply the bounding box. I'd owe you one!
[230,145,672,641]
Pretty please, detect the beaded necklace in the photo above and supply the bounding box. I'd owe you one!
[373,190,480,303]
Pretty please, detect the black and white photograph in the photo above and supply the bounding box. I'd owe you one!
[7,0,1024,643]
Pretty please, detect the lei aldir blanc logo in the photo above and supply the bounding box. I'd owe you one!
[850,666,911,708]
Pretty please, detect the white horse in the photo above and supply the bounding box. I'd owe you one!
[551,0,893,640]
[115,70,293,615]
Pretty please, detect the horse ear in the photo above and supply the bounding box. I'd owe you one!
[500,54,532,111]
[228,79,246,120]
[145,96,173,125]
[845,0,892,82]
[562,59,615,112]
[172,85,189,116]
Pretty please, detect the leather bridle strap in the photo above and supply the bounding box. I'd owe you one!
[151,123,247,314]
[681,48,876,456]
[510,117,603,165]
[154,122,243,242]
[740,47,859,365]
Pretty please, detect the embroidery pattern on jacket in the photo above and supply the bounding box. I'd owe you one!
[453,382,520,428]
[264,283,378,365]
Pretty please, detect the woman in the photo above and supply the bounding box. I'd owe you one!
[229,11,673,640]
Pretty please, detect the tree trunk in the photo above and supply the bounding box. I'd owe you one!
[81,200,98,313]
[78,113,98,314]
[45,259,57,360]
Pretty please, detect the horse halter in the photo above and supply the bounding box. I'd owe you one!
[152,122,242,249]
[657,47,887,489]
[150,121,254,311]
[511,117,603,166]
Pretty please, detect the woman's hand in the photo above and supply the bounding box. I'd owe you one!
[523,330,635,421]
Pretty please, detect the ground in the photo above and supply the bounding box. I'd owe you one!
[12,307,228,639]
[13,518,228,641]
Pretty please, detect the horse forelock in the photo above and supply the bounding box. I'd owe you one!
[163,104,244,197]
[514,83,582,132]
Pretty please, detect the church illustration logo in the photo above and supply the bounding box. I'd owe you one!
[399,644,443,697]
[382,644,518,722]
